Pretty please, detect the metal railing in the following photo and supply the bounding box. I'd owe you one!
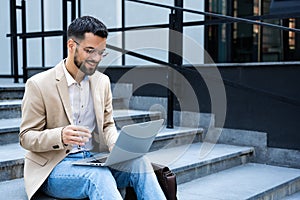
[114,0,300,128]
[7,0,300,128]
[6,0,79,83]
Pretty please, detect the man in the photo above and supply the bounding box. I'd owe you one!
[20,16,166,200]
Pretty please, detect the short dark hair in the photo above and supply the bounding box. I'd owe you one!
[67,16,108,40]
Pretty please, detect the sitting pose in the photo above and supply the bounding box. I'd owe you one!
[20,15,166,200]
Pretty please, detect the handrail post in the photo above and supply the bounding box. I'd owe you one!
[10,0,19,83]
[70,0,76,21]
[62,0,68,59]
[167,0,183,128]
[21,0,28,83]
[122,0,126,65]
[78,0,81,17]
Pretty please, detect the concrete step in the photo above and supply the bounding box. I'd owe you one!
[112,97,129,109]
[113,109,162,129]
[0,97,135,119]
[0,126,203,182]
[0,100,22,119]
[0,109,162,145]
[150,126,203,151]
[0,118,21,145]
[283,191,300,200]
[147,142,254,185]
[0,83,131,101]
[111,83,132,109]
[0,142,253,199]
[0,98,129,119]
[0,83,132,119]
[0,84,25,100]
[177,163,300,200]
[0,143,25,182]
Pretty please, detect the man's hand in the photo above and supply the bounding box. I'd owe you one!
[61,125,92,146]
[109,143,115,152]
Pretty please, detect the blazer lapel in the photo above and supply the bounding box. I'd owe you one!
[55,61,73,124]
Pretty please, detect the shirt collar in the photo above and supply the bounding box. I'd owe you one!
[63,60,89,86]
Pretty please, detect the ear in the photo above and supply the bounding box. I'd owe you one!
[67,39,75,50]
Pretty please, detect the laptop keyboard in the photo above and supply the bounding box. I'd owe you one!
[89,156,107,164]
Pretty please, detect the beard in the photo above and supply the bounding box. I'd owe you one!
[74,50,99,76]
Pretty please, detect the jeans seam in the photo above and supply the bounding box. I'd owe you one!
[47,174,101,199]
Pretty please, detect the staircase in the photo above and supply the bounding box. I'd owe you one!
[0,81,300,200]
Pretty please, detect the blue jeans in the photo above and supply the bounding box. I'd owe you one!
[41,151,166,200]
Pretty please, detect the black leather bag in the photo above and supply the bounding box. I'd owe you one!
[152,163,178,200]
[124,163,177,200]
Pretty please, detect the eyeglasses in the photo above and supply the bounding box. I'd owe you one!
[73,39,108,58]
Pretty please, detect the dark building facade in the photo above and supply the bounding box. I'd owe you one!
[205,0,300,63]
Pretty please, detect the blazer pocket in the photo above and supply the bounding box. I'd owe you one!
[25,152,48,167]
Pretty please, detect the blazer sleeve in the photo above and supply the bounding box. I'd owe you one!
[19,79,67,152]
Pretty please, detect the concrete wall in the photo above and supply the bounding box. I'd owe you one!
[101,62,300,151]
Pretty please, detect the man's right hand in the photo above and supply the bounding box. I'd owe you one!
[61,125,92,146]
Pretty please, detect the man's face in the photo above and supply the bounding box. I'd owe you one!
[72,33,107,76]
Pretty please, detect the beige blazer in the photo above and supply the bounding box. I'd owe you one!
[19,60,118,199]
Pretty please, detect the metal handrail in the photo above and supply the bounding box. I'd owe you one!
[8,0,300,83]
[126,0,300,33]
[122,0,300,127]
[7,0,300,128]
[7,0,79,83]
[9,0,21,83]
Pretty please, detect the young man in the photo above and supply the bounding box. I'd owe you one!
[20,16,166,200]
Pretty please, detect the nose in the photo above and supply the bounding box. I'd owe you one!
[88,52,103,61]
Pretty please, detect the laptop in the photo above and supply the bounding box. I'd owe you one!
[72,119,164,167]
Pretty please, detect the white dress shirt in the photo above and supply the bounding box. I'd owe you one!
[63,61,96,153]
